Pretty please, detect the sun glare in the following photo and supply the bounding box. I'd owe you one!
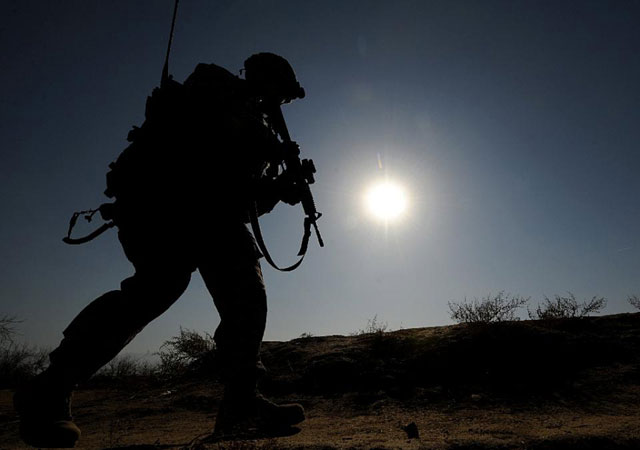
[365,181,408,221]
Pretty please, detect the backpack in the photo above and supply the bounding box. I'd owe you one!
[104,64,255,205]
[104,77,185,202]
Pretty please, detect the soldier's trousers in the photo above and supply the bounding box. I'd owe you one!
[48,222,267,389]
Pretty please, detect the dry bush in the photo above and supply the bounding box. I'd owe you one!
[0,344,49,387]
[529,293,606,320]
[0,314,20,345]
[351,315,388,335]
[629,295,640,311]
[156,328,216,378]
[448,292,529,324]
[0,314,50,387]
[95,354,157,379]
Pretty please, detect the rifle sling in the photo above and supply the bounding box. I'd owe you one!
[62,201,310,272]
[63,222,115,245]
[249,202,306,272]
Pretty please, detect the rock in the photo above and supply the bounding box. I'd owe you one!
[402,422,419,439]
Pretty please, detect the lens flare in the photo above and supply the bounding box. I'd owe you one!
[365,181,408,221]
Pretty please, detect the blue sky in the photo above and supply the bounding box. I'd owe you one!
[1,0,639,355]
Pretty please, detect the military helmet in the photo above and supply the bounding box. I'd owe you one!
[243,53,305,104]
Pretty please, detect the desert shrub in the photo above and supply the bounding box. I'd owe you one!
[528,293,606,320]
[629,295,640,311]
[448,292,529,324]
[156,328,216,378]
[0,343,49,388]
[0,314,20,345]
[351,315,388,335]
[95,354,158,379]
[0,314,50,387]
[364,315,388,334]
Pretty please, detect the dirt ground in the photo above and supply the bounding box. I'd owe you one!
[2,380,639,449]
[2,314,639,449]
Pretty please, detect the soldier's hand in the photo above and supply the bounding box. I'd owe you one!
[276,177,302,206]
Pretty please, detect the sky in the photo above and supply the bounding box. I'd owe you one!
[1,0,639,357]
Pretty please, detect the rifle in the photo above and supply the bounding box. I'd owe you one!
[249,103,324,271]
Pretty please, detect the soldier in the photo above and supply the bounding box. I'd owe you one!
[14,52,307,447]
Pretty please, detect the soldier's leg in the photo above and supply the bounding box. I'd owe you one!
[49,267,192,385]
[14,267,192,448]
[41,222,196,386]
[198,225,304,434]
[198,230,267,389]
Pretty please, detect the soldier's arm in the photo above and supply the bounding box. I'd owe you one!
[254,170,302,216]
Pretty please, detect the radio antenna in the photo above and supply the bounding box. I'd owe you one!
[161,0,180,86]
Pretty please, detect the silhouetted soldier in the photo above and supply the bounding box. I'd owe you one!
[14,53,307,447]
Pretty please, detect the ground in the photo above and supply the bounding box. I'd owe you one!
[1,313,639,449]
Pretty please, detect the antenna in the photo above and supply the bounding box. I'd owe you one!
[161,0,180,86]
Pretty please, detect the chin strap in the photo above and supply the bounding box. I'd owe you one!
[249,202,307,272]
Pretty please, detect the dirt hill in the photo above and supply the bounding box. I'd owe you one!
[1,313,639,449]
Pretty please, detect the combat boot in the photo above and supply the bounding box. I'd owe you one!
[13,371,81,448]
[214,389,305,437]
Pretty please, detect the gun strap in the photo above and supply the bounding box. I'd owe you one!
[63,222,115,245]
[62,206,115,245]
[249,202,306,272]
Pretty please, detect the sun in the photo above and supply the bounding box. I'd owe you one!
[365,181,408,221]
